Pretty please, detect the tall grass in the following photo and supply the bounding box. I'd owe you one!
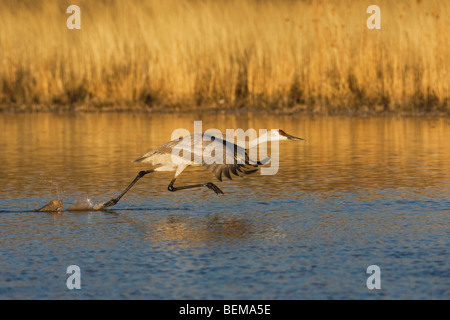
[0,0,449,113]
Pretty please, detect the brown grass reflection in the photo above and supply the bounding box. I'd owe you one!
[1,113,450,204]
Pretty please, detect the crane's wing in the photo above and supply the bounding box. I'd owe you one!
[134,133,263,182]
[199,133,263,182]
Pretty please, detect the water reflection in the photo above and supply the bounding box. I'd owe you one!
[1,113,449,299]
[1,113,450,204]
[134,213,254,247]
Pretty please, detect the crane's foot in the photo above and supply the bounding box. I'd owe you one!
[204,182,224,195]
[95,198,118,210]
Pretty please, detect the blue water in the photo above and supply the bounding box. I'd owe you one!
[0,113,449,299]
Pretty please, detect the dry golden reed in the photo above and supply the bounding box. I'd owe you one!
[0,0,449,112]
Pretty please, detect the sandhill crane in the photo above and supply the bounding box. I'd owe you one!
[97,129,304,209]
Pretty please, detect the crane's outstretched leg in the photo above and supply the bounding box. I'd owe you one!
[97,170,155,209]
[167,178,224,195]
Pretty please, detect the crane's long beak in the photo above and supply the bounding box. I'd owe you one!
[286,133,306,141]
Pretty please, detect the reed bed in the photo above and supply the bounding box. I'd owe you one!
[0,0,448,113]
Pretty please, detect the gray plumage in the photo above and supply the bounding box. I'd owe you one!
[134,133,260,181]
[97,129,304,209]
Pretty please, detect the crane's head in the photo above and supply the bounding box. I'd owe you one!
[270,129,305,142]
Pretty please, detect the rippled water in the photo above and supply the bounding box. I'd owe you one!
[0,113,449,299]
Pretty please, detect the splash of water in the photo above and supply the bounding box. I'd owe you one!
[68,198,102,211]
[42,176,66,200]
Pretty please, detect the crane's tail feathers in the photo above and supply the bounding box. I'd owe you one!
[133,156,147,163]
[133,151,155,163]
[247,157,271,165]
[206,162,260,182]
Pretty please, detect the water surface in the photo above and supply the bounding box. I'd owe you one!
[0,113,449,299]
